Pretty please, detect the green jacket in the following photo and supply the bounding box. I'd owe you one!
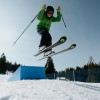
[37,9,62,31]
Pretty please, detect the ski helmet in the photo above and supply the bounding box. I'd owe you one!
[46,6,54,15]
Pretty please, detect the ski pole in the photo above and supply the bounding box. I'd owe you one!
[62,15,72,44]
[13,13,39,45]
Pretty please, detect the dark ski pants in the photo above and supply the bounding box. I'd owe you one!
[38,28,52,49]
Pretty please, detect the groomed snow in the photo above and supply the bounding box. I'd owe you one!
[0,75,100,100]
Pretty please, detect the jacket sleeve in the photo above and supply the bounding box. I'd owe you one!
[52,11,62,22]
[37,9,45,20]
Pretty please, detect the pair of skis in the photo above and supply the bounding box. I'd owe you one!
[34,36,76,60]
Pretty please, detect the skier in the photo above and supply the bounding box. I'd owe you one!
[37,4,62,56]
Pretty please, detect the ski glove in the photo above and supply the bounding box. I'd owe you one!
[42,4,46,10]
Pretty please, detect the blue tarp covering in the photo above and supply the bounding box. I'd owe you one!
[9,66,46,81]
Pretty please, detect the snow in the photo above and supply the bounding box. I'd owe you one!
[0,75,100,100]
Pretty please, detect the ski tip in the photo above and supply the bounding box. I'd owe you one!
[61,36,67,40]
[71,44,76,49]
[59,36,67,43]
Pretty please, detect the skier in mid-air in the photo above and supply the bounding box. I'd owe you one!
[37,4,62,56]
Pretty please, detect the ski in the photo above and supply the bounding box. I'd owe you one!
[34,36,67,56]
[38,44,76,60]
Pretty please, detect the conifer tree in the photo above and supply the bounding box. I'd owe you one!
[86,56,96,82]
[0,53,20,74]
[0,53,7,74]
[45,57,56,74]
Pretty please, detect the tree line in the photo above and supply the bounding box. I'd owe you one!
[58,56,100,82]
[45,56,100,82]
[0,53,56,75]
[0,53,55,75]
[0,52,100,82]
[0,53,20,74]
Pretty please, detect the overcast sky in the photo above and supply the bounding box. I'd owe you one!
[0,0,100,71]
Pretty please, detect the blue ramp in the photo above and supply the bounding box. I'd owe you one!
[9,66,46,81]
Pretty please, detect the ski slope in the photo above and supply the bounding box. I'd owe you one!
[0,75,100,100]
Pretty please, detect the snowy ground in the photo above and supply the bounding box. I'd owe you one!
[0,75,100,100]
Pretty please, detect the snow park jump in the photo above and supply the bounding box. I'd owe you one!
[9,66,46,81]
